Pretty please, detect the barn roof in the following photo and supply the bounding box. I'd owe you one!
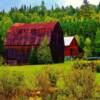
[64,36,74,46]
[8,22,57,32]
[5,22,59,46]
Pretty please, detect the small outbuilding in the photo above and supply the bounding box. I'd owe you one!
[4,22,64,65]
[64,36,79,58]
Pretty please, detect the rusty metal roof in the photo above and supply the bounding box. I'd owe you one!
[5,22,58,46]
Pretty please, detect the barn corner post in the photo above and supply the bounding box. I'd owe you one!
[50,22,64,63]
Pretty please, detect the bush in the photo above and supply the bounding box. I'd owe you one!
[83,37,93,58]
[96,66,100,73]
[37,36,53,64]
[35,68,51,100]
[72,61,96,72]
[35,67,58,100]
[0,56,5,66]
[28,48,37,65]
[61,68,96,100]
[0,71,26,100]
[0,35,4,55]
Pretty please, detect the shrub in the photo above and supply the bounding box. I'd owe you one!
[0,56,5,66]
[93,85,100,99]
[61,68,96,100]
[0,35,4,55]
[96,66,100,73]
[35,68,51,100]
[37,36,52,64]
[72,61,96,72]
[28,48,37,65]
[35,67,58,100]
[0,71,26,100]
[83,37,93,58]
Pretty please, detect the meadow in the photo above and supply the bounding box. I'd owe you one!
[0,60,100,100]
[0,60,100,85]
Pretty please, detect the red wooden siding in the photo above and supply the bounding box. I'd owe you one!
[64,38,79,57]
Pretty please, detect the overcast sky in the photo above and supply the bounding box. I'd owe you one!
[0,0,100,12]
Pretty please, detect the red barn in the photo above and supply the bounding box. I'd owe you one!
[64,36,79,57]
[4,22,64,65]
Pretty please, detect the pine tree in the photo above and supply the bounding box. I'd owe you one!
[28,48,37,65]
[0,35,4,55]
[37,36,52,64]
[40,0,46,16]
[84,37,92,58]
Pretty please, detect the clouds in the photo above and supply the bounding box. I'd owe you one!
[0,0,100,11]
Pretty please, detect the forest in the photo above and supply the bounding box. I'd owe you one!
[0,1,100,58]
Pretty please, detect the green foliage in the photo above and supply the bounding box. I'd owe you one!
[78,4,95,18]
[95,29,100,53]
[10,11,28,23]
[75,35,81,46]
[72,61,96,72]
[0,16,13,37]
[28,48,37,65]
[96,66,100,73]
[40,0,46,17]
[0,35,4,55]
[97,2,100,12]
[66,6,75,15]
[95,28,100,45]
[84,37,93,58]
[0,56,4,66]
[44,16,58,22]
[37,36,52,64]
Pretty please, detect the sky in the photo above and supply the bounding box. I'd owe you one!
[0,0,100,12]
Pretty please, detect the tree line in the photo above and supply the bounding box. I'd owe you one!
[0,1,100,58]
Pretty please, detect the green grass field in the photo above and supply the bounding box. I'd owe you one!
[96,73,100,84]
[0,60,100,86]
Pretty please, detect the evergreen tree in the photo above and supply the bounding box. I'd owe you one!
[28,48,37,65]
[37,36,52,64]
[0,35,4,55]
[95,29,100,54]
[67,6,75,15]
[84,37,92,58]
[52,6,54,11]
[79,4,95,18]
[40,0,46,16]
[97,2,100,12]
